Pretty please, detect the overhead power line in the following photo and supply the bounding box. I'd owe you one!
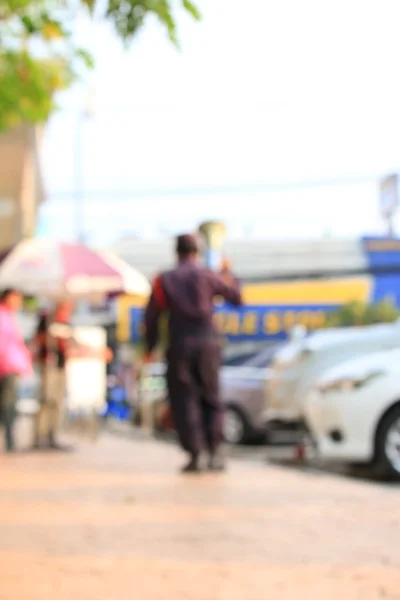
[48,173,385,200]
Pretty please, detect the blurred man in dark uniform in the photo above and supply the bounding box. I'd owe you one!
[144,234,242,473]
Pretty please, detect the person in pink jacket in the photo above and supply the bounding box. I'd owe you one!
[0,288,32,452]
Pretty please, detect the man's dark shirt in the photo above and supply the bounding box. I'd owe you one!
[144,259,242,352]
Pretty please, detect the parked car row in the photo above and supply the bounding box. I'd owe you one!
[265,320,400,478]
[136,319,400,479]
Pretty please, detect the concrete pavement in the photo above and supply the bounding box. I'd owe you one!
[1,434,400,600]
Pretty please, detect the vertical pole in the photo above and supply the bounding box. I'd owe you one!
[74,110,85,244]
[387,215,394,237]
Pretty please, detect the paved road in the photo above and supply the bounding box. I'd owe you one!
[1,434,400,600]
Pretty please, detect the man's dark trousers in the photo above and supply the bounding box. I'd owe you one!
[0,374,18,451]
[166,337,223,456]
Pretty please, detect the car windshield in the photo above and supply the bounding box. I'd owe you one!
[239,343,283,368]
[223,351,257,366]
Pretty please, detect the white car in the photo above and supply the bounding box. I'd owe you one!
[266,322,400,429]
[304,348,400,478]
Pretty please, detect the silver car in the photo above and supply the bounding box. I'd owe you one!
[219,346,276,443]
[137,344,281,445]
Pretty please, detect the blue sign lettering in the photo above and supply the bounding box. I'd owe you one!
[128,304,335,343]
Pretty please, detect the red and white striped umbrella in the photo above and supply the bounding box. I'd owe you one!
[0,239,150,298]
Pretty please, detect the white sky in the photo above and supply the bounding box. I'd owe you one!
[39,0,400,243]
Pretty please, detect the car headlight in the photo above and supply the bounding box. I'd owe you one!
[316,370,384,394]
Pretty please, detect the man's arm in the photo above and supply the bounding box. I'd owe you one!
[49,323,112,362]
[209,269,242,306]
[68,344,113,363]
[144,274,167,354]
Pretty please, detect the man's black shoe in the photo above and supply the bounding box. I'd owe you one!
[208,451,226,472]
[180,454,203,474]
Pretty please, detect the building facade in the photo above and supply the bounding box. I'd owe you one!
[113,236,400,344]
[110,237,366,282]
[0,125,45,252]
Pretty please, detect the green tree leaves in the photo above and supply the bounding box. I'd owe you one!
[326,299,400,327]
[182,0,201,20]
[104,0,201,47]
[0,0,201,133]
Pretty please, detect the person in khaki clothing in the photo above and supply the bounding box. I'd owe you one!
[34,301,112,451]
[34,302,73,450]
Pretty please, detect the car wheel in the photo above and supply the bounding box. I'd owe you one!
[374,405,400,480]
[223,406,248,445]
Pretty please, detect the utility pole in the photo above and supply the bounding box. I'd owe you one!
[74,89,95,244]
[74,109,85,244]
[387,214,394,237]
[380,173,398,238]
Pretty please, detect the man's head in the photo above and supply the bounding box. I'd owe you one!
[175,234,199,260]
[0,288,23,311]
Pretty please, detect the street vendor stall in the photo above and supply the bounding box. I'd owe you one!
[0,238,150,442]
